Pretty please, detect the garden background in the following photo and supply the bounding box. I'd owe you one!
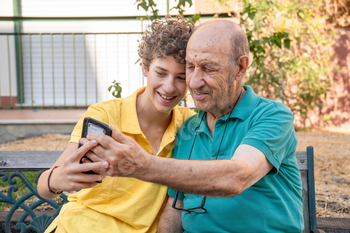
[0,0,349,223]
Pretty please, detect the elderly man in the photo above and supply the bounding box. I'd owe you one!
[84,20,303,232]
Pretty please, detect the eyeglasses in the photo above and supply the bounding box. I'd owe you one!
[172,190,207,213]
[172,88,243,214]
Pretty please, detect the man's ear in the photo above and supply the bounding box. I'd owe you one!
[235,56,249,81]
[141,62,148,77]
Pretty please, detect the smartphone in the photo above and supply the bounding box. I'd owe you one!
[79,117,112,179]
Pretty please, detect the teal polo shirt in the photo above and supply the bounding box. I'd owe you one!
[169,85,303,233]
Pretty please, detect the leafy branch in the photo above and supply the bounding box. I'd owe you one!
[108,81,122,98]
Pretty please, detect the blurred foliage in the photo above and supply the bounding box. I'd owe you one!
[135,0,200,22]
[108,81,122,98]
[324,0,350,27]
[135,0,159,20]
[136,0,337,127]
[237,0,335,127]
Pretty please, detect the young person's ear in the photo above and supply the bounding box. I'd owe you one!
[141,62,148,77]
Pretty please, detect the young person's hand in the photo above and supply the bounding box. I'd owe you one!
[49,140,109,192]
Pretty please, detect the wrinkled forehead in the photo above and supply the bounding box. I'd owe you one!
[186,32,232,64]
[188,26,231,56]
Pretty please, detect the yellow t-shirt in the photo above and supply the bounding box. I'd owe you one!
[45,87,194,233]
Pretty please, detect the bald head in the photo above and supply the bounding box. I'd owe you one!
[190,20,249,63]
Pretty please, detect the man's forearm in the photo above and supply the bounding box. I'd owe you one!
[137,145,272,197]
[87,130,272,197]
[141,156,241,197]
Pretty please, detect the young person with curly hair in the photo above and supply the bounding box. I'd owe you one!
[38,17,195,233]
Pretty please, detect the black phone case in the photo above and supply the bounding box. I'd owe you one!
[79,117,112,179]
[81,117,112,139]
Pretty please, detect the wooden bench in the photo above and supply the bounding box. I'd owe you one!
[0,147,319,233]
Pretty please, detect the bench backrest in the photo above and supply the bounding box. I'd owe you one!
[0,147,317,233]
[0,150,61,170]
[296,146,317,233]
[0,150,64,233]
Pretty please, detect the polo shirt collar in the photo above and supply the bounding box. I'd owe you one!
[159,106,182,143]
[171,106,185,135]
[191,85,260,131]
[192,111,206,132]
[121,87,145,135]
[229,85,260,121]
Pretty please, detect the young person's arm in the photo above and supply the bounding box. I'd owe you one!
[157,196,183,233]
[37,141,109,199]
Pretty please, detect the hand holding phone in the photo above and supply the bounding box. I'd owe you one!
[79,117,112,179]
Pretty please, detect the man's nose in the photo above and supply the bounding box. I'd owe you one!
[187,68,204,90]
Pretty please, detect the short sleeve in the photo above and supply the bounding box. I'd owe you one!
[240,102,297,174]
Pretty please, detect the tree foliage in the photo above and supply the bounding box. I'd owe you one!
[135,0,199,21]
[108,81,122,98]
[136,0,336,127]
[238,0,334,127]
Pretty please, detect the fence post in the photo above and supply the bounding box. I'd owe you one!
[13,0,23,107]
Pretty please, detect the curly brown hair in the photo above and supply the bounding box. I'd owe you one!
[139,17,194,70]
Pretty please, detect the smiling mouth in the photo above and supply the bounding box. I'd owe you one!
[158,92,177,100]
[193,90,209,96]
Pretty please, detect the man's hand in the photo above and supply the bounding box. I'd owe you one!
[81,124,153,178]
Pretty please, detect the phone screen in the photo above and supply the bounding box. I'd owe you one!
[87,122,108,135]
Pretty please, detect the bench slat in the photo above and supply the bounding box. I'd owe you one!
[0,151,309,170]
[296,151,308,171]
[0,150,63,170]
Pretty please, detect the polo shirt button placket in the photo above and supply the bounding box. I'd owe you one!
[213,132,221,158]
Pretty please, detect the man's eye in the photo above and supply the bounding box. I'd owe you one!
[204,68,213,72]
[156,71,165,75]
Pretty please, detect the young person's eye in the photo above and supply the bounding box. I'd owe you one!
[178,76,186,81]
[156,71,165,76]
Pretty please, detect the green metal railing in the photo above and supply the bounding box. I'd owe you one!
[0,12,222,110]
[0,31,143,109]
[0,13,150,109]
